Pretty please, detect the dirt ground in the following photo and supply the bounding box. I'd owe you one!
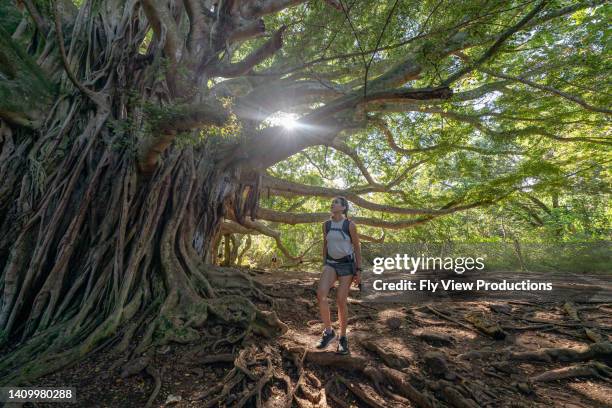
[17,267,612,408]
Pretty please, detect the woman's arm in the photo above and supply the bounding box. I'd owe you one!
[348,221,362,285]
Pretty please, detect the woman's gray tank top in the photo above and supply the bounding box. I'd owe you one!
[326,219,354,261]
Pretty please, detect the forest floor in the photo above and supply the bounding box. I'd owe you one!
[23,267,612,408]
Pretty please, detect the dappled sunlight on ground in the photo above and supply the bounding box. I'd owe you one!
[515,331,587,350]
[34,267,611,407]
[567,381,612,406]
[412,326,478,341]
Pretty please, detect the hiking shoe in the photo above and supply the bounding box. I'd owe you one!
[315,328,336,349]
[336,335,349,355]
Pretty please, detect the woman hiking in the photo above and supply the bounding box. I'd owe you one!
[315,196,362,354]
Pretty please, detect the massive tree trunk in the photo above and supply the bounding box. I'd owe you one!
[0,5,286,379]
[0,92,284,383]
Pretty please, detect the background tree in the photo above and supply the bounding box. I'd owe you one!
[0,0,609,387]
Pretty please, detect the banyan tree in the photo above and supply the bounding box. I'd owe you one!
[0,0,609,392]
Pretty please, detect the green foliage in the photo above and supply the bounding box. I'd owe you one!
[240,1,610,267]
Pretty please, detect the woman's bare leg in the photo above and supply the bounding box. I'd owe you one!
[317,266,337,330]
[336,275,353,336]
[317,265,337,329]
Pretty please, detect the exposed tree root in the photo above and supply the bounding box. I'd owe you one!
[201,353,235,364]
[425,306,477,334]
[324,378,349,407]
[509,342,612,363]
[428,379,481,408]
[281,342,436,408]
[358,336,409,369]
[464,312,507,340]
[235,357,274,408]
[284,348,307,408]
[120,354,151,378]
[416,330,455,346]
[336,375,387,408]
[144,365,163,408]
[531,361,612,382]
[563,301,580,321]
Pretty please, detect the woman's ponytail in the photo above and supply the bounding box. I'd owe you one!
[338,196,349,219]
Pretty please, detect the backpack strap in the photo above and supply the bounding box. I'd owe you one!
[342,219,352,243]
[325,219,353,242]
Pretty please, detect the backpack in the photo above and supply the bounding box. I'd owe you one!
[324,219,352,242]
[324,219,354,262]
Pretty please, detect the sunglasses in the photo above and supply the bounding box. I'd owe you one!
[331,199,344,204]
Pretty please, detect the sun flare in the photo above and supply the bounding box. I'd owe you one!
[267,112,299,130]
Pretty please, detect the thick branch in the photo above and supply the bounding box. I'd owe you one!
[329,140,379,187]
[255,196,490,227]
[263,165,432,206]
[305,86,452,122]
[208,26,286,77]
[228,19,266,43]
[184,0,210,51]
[255,207,437,228]
[240,218,305,260]
[424,108,611,145]
[149,100,229,133]
[358,231,385,243]
[221,117,345,171]
[141,0,181,62]
[234,80,346,119]
[138,101,229,174]
[370,118,442,155]
[141,0,181,92]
